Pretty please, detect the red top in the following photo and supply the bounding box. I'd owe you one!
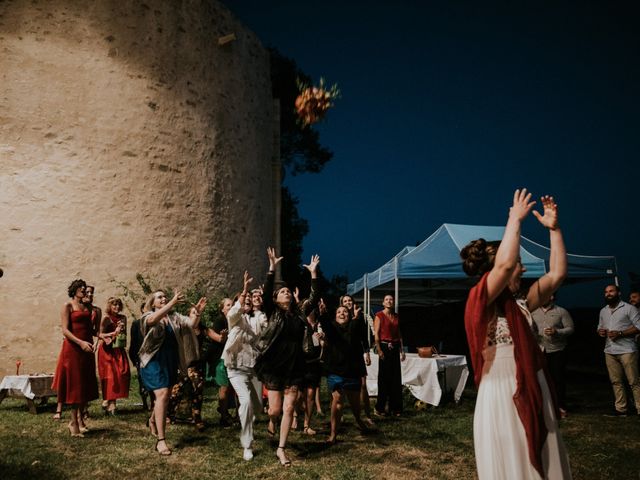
[465,272,556,478]
[376,311,401,343]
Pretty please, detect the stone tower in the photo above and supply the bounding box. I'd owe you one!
[0,0,275,375]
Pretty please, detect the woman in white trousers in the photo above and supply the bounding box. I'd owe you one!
[222,271,267,461]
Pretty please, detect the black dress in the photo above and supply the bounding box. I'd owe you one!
[254,272,319,390]
[320,313,366,380]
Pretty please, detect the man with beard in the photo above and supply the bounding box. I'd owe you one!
[597,284,640,416]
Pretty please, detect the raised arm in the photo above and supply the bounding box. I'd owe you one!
[527,196,567,311]
[187,296,208,328]
[227,271,253,329]
[486,188,536,304]
[302,254,321,310]
[263,247,283,317]
[145,291,184,327]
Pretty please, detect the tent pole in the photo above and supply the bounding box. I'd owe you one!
[364,275,371,348]
[394,257,399,314]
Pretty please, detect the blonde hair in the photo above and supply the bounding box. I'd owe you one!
[105,297,123,315]
[143,291,164,313]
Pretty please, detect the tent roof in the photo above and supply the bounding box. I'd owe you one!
[347,223,617,299]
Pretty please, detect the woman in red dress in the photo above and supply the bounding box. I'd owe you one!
[97,297,131,415]
[52,279,99,436]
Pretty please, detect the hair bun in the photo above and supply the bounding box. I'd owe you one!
[461,238,496,276]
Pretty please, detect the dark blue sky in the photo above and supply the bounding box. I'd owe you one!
[227,1,638,304]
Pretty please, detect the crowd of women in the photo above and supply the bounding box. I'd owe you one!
[51,188,573,478]
[51,248,388,466]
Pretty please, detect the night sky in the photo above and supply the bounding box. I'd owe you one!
[227,1,639,306]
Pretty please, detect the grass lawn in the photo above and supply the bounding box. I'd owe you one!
[0,371,639,480]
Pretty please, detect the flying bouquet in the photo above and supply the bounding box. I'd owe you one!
[294,77,340,126]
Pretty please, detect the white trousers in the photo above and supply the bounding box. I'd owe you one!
[227,367,263,449]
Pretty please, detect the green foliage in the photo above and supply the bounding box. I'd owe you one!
[109,274,224,328]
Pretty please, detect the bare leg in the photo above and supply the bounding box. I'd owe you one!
[276,387,297,466]
[315,387,323,415]
[53,402,63,420]
[78,403,88,430]
[291,389,303,430]
[345,389,371,431]
[304,386,317,434]
[218,385,231,425]
[153,388,171,454]
[328,390,344,443]
[267,389,283,437]
[67,406,83,437]
[360,378,372,418]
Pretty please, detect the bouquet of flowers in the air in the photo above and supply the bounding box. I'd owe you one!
[294,77,340,126]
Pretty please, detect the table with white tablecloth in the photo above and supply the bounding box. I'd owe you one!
[0,374,56,413]
[366,353,469,406]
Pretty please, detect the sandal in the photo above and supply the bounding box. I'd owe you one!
[303,425,316,436]
[52,411,62,421]
[267,420,276,437]
[155,438,172,456]
[276,446,291,467]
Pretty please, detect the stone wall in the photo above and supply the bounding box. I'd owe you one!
[0,0,275,376]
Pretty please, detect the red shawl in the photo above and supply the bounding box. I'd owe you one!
[465,272,556,478]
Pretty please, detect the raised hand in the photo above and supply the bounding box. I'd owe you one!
[171,291,185,305]
[194,296,208,314]
[532,195,559,230]
[242,271,253,292]
[293,287,300,304]
[267,247,283,271]
[509,188,536,222]
[353,303,362,318]
[318,297,327,315]
[303,254,320,274]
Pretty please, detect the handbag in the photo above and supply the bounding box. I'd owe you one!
[417,346,438,358]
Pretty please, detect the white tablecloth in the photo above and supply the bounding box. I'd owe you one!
[0,375,56,400]
[366,353,469,406]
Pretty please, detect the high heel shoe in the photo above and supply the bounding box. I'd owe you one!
[155,438,172,456]
[276,446,291,467]
[67,423,84,438]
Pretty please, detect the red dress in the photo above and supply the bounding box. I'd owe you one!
[97,315,131,400]
[52,309,99,404]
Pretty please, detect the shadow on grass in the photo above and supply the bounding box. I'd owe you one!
[1,461,67,480]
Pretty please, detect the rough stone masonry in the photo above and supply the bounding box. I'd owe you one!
[0,0,275,375]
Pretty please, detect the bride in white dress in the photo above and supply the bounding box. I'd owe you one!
[461,189,572,480]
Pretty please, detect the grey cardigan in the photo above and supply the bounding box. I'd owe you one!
[138,311,200,373]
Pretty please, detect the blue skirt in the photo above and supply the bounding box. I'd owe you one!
[139,324,178,390]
